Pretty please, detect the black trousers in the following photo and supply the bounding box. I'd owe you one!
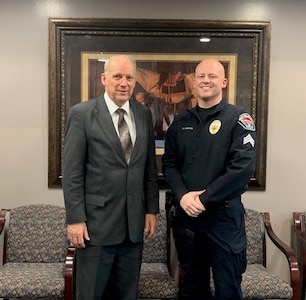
[75,238,143,300]
[172,205,247,300]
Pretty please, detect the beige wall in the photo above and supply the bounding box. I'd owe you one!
[1,0,306,282]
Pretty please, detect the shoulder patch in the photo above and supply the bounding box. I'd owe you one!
[238,113,255,131]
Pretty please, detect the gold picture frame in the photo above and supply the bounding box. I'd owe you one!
[48,18,270,190]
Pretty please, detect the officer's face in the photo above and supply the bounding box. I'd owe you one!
[193,59,227,108]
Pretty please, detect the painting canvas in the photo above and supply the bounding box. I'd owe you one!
[81,52,237,158]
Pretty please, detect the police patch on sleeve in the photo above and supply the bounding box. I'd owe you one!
[238,113,255,131]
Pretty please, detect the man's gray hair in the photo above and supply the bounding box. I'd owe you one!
[104,54,137,73]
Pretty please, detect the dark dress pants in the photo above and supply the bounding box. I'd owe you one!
[75,238,143,300]
[173,224,214,300]
[172,205,247,300]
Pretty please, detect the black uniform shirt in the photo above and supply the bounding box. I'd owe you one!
[162,100,257,211]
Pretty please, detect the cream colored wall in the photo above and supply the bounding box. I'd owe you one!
[1,0,306,283]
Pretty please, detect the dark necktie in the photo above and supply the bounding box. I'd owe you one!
[116,108,133,163]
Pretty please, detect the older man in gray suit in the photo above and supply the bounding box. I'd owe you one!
[63,54,159,300]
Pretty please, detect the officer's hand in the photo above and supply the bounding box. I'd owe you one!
[180,190,206,217]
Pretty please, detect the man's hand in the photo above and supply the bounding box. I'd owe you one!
[67,222,90,248]
[144,213,157,239]
[180,190,206,217]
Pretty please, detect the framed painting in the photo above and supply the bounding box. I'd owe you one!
[48,18,270,190]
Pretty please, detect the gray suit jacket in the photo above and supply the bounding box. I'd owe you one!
[63,95,159,246]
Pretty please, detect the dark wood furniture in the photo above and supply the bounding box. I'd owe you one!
[292,212,306,300]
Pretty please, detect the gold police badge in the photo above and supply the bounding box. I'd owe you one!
[209,120,221,135]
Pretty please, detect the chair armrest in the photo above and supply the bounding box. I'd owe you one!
[64,246,76,300]
[262,212,300,300]
[0,209,7,235]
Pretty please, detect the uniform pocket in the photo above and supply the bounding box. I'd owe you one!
[210,206,247,253]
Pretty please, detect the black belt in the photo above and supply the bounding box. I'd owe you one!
[212,198,242,210]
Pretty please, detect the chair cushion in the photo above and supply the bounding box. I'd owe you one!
[241,264,293,299]
[0,262,64,298]
[138,262,178,299]
[210,263,293,299]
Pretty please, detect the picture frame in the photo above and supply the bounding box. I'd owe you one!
[48,18,270,190]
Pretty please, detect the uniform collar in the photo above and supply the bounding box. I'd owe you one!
[190,99,225,116]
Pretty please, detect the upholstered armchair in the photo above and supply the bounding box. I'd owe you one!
[240,208,300,300]
[0,204,74,300]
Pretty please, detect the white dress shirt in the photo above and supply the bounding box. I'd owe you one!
[104,92,136,145]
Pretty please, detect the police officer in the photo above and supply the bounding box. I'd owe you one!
[162,58,257,300]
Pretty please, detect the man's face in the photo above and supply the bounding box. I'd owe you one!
[193,59,227,106]
[101,57,136,106]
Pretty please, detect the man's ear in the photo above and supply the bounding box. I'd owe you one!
[101,73,106,86]
[222,78,228,88]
